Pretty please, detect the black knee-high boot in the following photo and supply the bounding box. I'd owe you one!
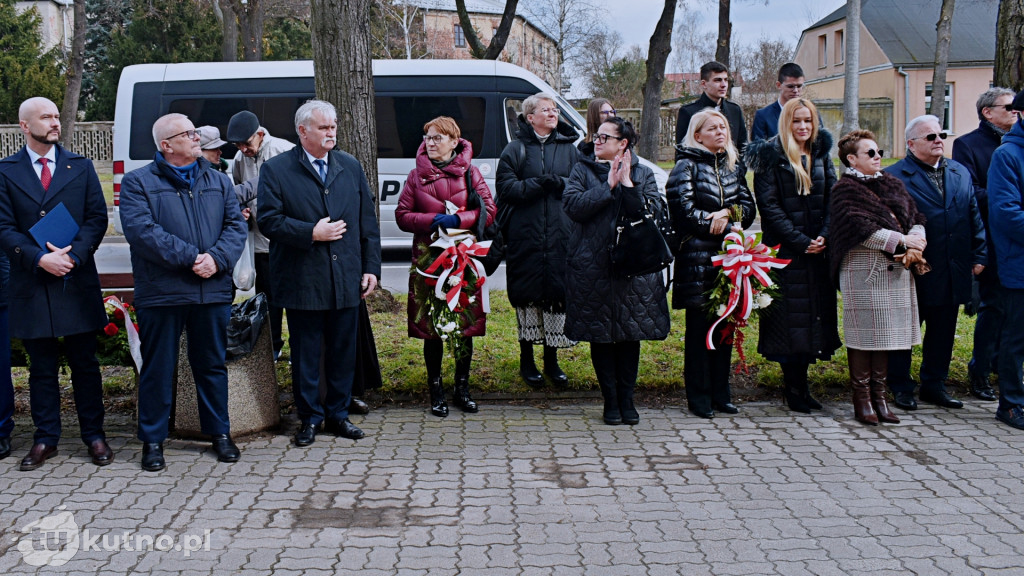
[591,343,621,425]
[781,361,811,413]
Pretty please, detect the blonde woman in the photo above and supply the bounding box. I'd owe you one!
[667,108,756,419]
[744,98,841,413]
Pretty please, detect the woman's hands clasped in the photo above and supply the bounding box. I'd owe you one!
[607,149,633,190]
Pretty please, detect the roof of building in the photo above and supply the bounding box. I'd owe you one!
[409,0,556,42]
[806,0,997,67]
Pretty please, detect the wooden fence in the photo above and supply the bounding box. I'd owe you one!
[0,122,113,161]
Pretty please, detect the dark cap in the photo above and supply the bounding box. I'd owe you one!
[226,111,260,142]
[1012,90,1024,112]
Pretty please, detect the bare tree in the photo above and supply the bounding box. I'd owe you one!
[995,0,1024,90]
[229,0,265,61]
[455,0,519,60]
[309,0,378,212]
[521,0,605,92]
[671,1,715,78]
[377,0,422,59]
[715,0,732,66]
[59,0,86,149]
[927,0,955,123]
[841,0,861,135]
[732,36,793,128]
[637,0,677,160]
[212,0,239,62]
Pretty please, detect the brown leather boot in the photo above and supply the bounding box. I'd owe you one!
[848,349,878,425]
[869,351,900,424]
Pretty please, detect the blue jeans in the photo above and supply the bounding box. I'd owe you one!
[970,279,1005,379]
[136,304,231,443]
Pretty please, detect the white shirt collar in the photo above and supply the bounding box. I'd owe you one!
[304,149,328,166]
[26,145,56,166]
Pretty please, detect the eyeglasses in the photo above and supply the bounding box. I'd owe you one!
[600,109,617,116]
[532,107,559,116]
[166,129,198,141]
[423,134,448,143]
[992,104,1020,113]
[911,132,948,142]
[234,133,260,149]
[860,148,885,158]
[592,133,624,144]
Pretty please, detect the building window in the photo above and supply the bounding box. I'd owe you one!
[817,34,828,68]
[925,83,954,131]
[454,24,466,48]
[835,29,844,65]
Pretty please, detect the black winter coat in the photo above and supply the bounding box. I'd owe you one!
[667,147,756,310]
[885,156,987,307]
[496,115,581,310]
[744,133,841,360]
[562,153,670,343]
[952,121,1003,281]
[674,93,748,161]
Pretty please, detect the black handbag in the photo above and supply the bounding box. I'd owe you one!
[465,169,506,275]
[610,189,674,278]
[226,293,268,358]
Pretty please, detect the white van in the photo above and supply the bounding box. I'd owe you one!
[111,59,665,246]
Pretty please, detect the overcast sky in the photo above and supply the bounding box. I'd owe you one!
[604,0,847,67]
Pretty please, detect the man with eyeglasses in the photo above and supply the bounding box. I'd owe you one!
[226,111,294,362]
[987,90,1024,429]
[0,97,110,471]
[953,87,1018,402]
[120,113,247,471]
[885,115,987,412]
[674,61,747,161]
[751,62,808,141]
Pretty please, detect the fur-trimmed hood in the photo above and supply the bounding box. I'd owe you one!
[743,129,833,175]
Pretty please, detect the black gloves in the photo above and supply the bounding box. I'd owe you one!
[537,174,565,195]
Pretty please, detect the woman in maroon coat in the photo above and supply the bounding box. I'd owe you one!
[396,116,497,418]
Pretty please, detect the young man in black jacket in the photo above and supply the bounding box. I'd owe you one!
[674,61,747,161]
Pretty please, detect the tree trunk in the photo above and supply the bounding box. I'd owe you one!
[310,0,379,214]
[217,0,239,62]
[995,0,1024,90]
[233,0,265,61]
[59,0,86,150]
[455,0,519,60]
[715,0,731,67]
[928,0,955,123]
[638,0,676,161]
[841,0,861,135]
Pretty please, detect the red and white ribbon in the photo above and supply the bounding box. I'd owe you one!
[706,230,790,350]
[103,295,143,371]
[416,228,491,313]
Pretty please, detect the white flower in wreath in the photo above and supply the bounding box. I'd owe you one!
[468,296,476,304]
[448,275,461,288]
[754,292,773,309]
[716,304,728,317]
[439,321,458,333]
[440,334,448,340]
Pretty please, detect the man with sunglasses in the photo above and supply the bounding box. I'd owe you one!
[120,114,247,471]
[885,115,987,412]
[953,87,1017,402]
[226,111,294,362]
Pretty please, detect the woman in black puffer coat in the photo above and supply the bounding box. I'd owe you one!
[668,108,756,419]
[564,117,670,426]
[496,93,581,388]
[744,99,841,414]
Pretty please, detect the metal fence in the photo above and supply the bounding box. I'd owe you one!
[0,122,113,161]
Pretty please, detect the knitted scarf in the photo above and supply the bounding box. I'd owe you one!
[828,172,926,283]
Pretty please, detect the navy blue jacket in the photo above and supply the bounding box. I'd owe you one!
[952,122,1003,278]
[751,101,782,141]
[988,119,1024,289]
[0,145,107,339]
[885,155,986,307]
[120,154,246,308]
[257,146,382,311]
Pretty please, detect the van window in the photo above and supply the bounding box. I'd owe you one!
[169,96,306,157]
[375,95,486,159]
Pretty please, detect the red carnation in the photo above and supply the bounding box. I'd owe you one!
[113,308,125,320]
[103,323,119,336]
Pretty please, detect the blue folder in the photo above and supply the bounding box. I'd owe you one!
[28,202,79,250]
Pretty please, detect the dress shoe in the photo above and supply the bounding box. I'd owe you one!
[325,418,365,440]
[893,391,918,411]
[88,439,114,466]
[713,402,739,414]
[141,442,165,472]
[294,423,319,447]
[996,405,1024,430]
[919,390,964,409]
[211,434,240,463]
[688,406,714,419]
[349,397,371,415]
[0,437,10,460]
[19,443,57,471]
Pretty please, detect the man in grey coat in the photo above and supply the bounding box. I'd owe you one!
[257,100,381,447]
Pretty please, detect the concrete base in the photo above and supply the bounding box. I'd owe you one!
[173,322,280,438]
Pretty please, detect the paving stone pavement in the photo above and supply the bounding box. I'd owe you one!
[1,400,1023,575]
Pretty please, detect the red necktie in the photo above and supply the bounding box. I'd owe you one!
[39,158,51,191]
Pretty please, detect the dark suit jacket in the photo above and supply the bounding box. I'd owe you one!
[885,156,987,307]
[952,122,1003,279]
[751,101,782,141]
[0,145,107,339]
[674,93,748,161]
[256,146,382,311]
